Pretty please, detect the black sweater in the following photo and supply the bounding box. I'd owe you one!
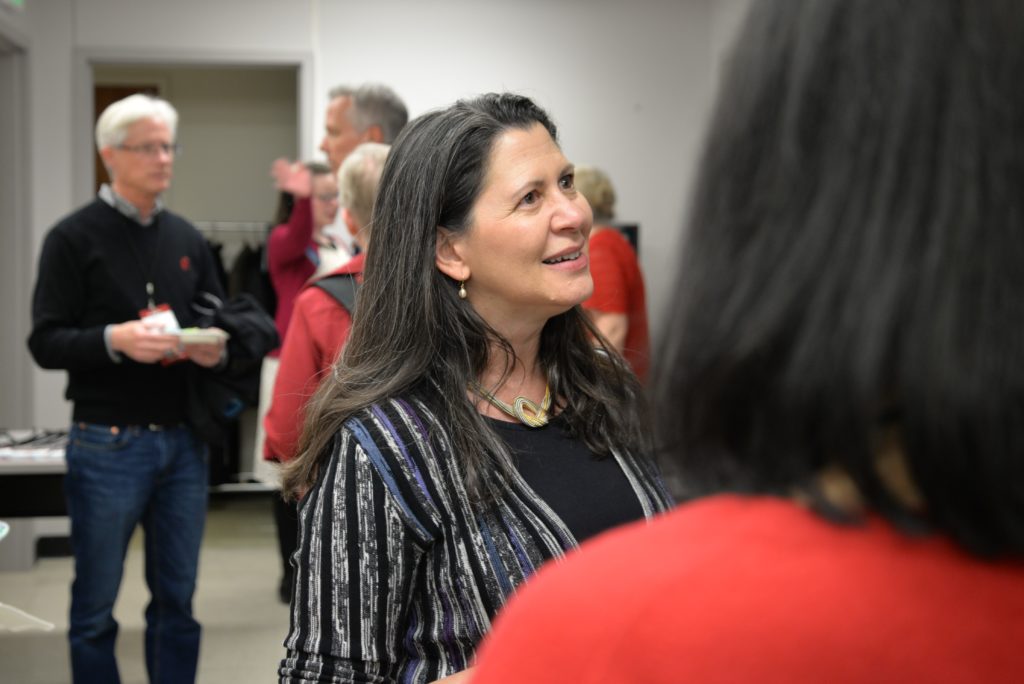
[28,199,224,425]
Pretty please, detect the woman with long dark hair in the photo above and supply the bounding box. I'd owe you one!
[470,1,1024,682]
[277,93,671,683]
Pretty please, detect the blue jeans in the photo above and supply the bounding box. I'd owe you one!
[64,423,208,684]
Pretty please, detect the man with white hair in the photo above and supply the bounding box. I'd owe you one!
[28,93,225,683]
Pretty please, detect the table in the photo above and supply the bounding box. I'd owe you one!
[0,431,68,571]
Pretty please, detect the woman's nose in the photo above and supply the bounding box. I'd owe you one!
[552,193,590,233]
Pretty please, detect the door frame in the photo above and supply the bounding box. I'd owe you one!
[0,18,31,428]
[73,48,314,207]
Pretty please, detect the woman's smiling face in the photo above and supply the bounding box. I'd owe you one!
[439,122,594,331]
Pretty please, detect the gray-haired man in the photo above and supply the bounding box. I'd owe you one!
[28,93,225,683]
[319,83,407,172]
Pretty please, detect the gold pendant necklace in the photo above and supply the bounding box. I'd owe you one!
[472,382,552,428]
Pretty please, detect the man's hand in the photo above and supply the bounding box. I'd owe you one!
[110,320,182,364]
[271,158,312,198]
[183,327,228,368]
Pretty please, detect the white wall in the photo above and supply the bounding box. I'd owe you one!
[73,0,313,54]
[26,0,75,428]
[0,1,27,42]
[311,0,714,333]
[0,5,30,430]
[710,0,754,83]
[20,0,754,428]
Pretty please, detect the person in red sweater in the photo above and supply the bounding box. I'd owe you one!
[474,496,1024,684]
[266,160,346,351]
[264,142,390,465]
[263,143,390,603]
[252,161,344,496]
[472,1,1024,682]
[576,165,649,381]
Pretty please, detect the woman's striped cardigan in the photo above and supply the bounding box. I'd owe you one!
[279,393,672,684]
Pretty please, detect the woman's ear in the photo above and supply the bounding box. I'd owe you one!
[342,207,358,238]
[342,208,366,251]
[435,228,470,282]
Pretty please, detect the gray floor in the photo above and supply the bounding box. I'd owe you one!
[0,495,291,683]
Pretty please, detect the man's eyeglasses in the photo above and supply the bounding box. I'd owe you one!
[118,143,183,157]
[315,192,340,202]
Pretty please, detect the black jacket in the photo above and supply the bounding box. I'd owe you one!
[187,293,278,443]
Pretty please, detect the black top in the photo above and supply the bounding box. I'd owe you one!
[487,414,647,543]
[28,199,225,425]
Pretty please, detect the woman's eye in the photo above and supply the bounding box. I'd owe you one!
[520,190,538,207]
[560,173,575,190]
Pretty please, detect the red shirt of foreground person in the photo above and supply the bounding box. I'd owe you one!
[472,496,1024,684]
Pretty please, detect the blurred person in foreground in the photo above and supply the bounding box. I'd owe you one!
[263,142,389,602]
[576,164,650,382]
[471,1,1024,682]
[28,94,226,684]
[277,93,672,683]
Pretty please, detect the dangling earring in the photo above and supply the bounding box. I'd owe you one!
[458,280,467,299]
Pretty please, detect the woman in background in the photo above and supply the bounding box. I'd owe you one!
[276,93,671,684]
[576,165,650,382]
[471,1,1024,681]
[267,160,346,346]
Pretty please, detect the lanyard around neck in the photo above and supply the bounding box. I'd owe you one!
[122,217,163,310]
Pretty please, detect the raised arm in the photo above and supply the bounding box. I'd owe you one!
[267,197,315,269]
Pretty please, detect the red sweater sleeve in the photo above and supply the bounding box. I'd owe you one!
[263,285,353,462]
[267,197,318,351]
[267,197,314,271]
[583,229,629,314]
